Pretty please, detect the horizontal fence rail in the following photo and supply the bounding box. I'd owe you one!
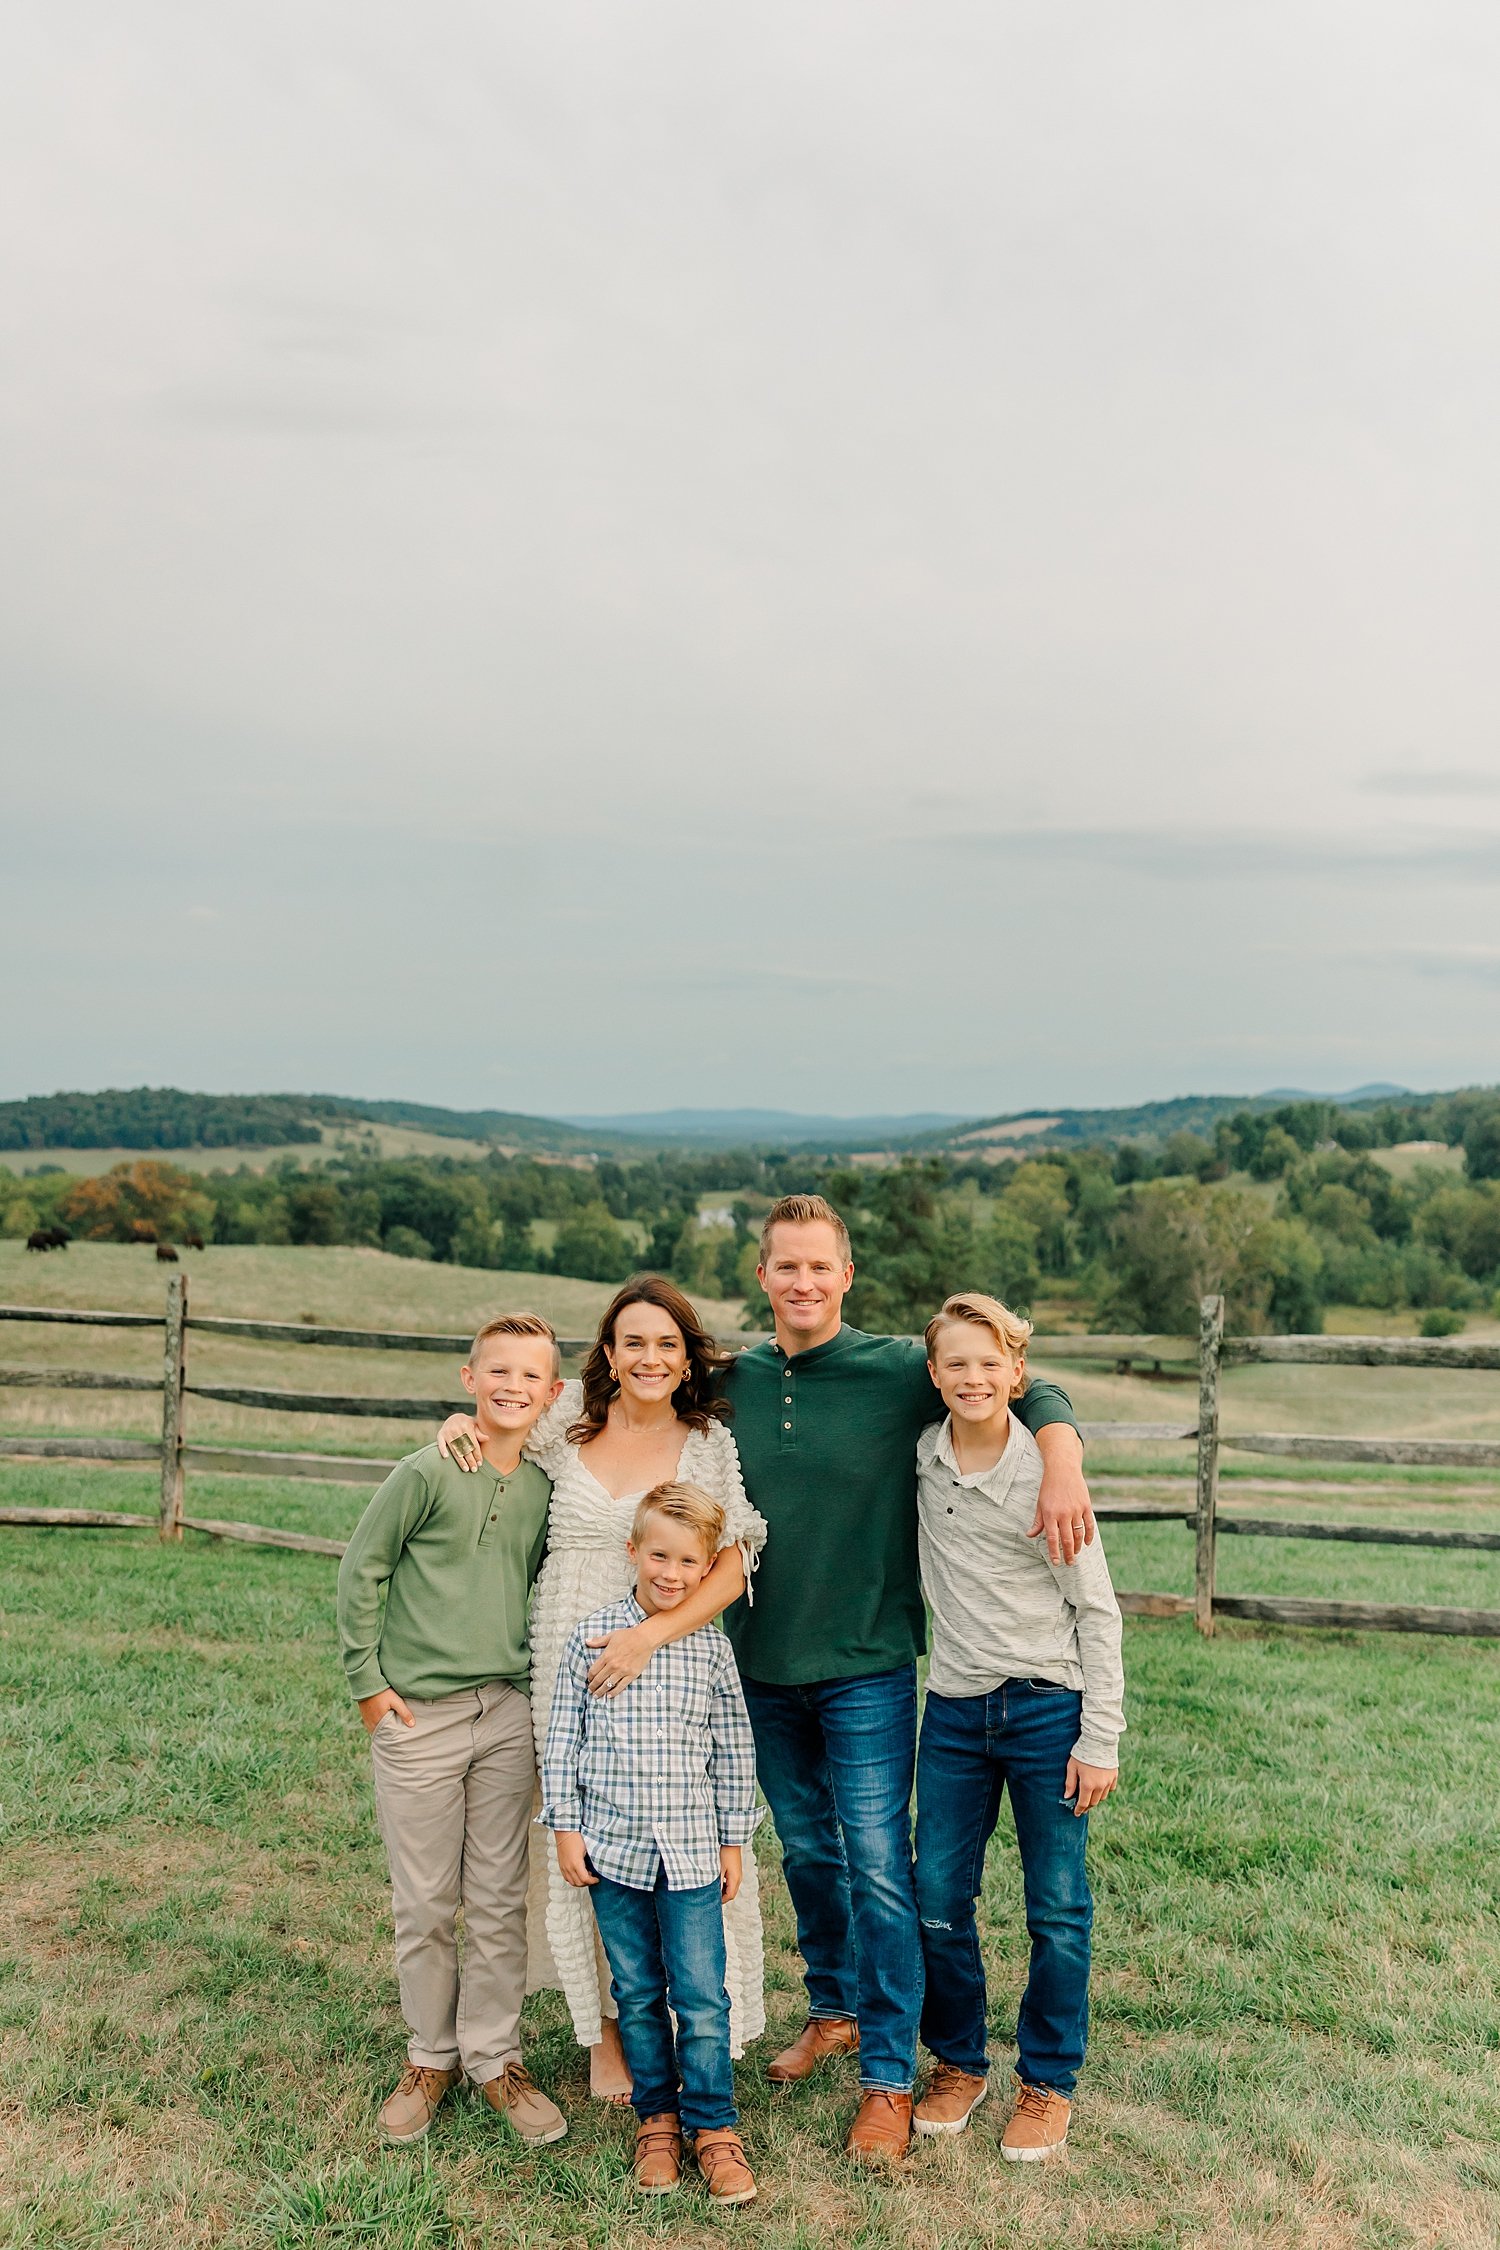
[1210,1595,1500,1637]
[2,1283,1499,1638]
[1222,1432,1500,1467]
[0,1366,163,1393]
[182,1382,462,1419]
[1224,1335,1500,1370]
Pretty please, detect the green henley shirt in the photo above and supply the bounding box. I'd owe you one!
[336,1443,551,1703]
[720,1324,1080,1688]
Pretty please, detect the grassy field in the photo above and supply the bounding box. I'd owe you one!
[1,1464,1498,2250]
[1,1125,507,1176]
[5,1244,1500,2243]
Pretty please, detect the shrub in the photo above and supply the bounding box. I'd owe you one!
[383,1225,433,1260]
[1419,1307,1467,1337]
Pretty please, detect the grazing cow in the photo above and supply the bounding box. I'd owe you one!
[184,1232,206,1252]
[25,1230,53,1253]
[42,1225,69,1250]
[156,1242,179,1263]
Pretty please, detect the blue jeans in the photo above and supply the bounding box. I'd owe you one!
[589,1868,737,2133]
[741,1663,922,2092]
[914,1682,1093,2097]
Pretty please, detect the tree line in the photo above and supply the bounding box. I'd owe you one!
[6,1094,1500,1335]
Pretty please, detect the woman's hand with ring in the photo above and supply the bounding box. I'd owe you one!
[585,1622,658,1696]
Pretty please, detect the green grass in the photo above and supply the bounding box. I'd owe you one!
[3,1466,1499,2248]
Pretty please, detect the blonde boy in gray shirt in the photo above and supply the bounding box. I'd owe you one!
[910,1291,1124,2162]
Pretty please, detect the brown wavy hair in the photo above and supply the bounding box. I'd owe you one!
[569,1273,732,1443]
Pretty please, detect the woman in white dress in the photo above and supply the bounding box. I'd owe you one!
[438,1273,768,2102]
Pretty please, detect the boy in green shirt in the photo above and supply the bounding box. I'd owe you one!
[336,1314,567,2149]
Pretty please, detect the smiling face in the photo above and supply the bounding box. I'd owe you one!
[461,1338,563,1441]
[627,1508,712,1614]
[927,1318,1025,1428]
[757,1219,854,1346]
[608,1301,690,1408]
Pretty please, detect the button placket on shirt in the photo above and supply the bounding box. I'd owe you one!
[477,1472,506,1545]
[779,1358,796,1448]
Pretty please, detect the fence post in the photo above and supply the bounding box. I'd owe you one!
[159,1272,187,1541]
[1194,1293,1224,1635]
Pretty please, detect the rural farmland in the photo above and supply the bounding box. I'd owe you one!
[1,1246,1499,2245]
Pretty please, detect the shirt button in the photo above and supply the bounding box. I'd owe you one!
[490,1514,497,1523]
[784,1421,792,1430]
[784,1396,792,1405]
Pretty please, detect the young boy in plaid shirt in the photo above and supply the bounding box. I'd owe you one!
[540,1481,762,2207]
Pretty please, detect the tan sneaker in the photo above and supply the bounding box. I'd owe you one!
[478,2060,568,2145]
[1001,2082,1071,2161]
[767,2015,860,2084]
[694,2126,757,2207]
[379,2063,463,2143]
[844,2089,913,2165]
[914,2063,988,2137]
[634,2113,683,2193]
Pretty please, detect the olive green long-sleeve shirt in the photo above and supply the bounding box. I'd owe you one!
[336,1443,551,1703]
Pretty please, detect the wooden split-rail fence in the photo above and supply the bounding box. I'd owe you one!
[2,1281,1499,1639]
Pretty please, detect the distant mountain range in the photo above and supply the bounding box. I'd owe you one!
[0,1081,1427,1160]
[911,1084,1416,1156]
[560,1108,970,1143]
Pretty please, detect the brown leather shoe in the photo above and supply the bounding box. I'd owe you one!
[694,2126,757,2206]
[379,2063,463,2143]
[1001,2082,1071,2161]
[478,2060,568,2145]
[844,2088,913,2165]
[767,2015,860,2084]
[634,2113,683,2194]
[914,2063,988,2137]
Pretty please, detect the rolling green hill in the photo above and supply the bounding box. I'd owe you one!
[0,1088,636,1156]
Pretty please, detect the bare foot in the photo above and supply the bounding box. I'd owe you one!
[589,2021,633,2105]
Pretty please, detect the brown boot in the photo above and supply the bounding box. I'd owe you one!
[633,2113,683,2194]
[378,2063,463,2144]
[914,2063,988,2137]
[844,2089,913,2165]
[478,2060,568,2145]
[767,2015,860,2084]
[694,2126,757,2207]
[1001,2082,1071,2161]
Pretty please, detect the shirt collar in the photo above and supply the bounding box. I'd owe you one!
[622,1592,647,1626]
[774,1321,860,1371]
[930,1411,1025,1494]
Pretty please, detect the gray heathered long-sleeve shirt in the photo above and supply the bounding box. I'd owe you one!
[916,1412,1126,1768]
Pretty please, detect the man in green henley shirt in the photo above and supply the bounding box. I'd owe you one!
[717,1193,1092,2164]
[336,1313,568,2150]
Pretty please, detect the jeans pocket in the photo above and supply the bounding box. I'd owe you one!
[1022,1677,1073,1695]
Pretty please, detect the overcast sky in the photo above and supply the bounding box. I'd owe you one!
[4,2,1500,1121]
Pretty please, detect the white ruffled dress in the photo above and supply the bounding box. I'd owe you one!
[523,1381,769,2055]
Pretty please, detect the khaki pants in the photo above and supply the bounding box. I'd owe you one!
[370,1681,535,2085]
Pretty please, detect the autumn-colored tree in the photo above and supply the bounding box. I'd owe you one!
[58,1162,213,1243]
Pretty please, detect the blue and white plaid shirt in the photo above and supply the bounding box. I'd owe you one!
[539,1596,763,1891]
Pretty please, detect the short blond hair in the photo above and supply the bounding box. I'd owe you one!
[759,1193,852,1266]
[925,1291,1033,1397]
[630,1479,726,1559]
[468,1312,560,1379]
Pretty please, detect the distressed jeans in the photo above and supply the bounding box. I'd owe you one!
[914,1681,1093,2097]
[590,1868,737,2133]
[741,1662,922,2093]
